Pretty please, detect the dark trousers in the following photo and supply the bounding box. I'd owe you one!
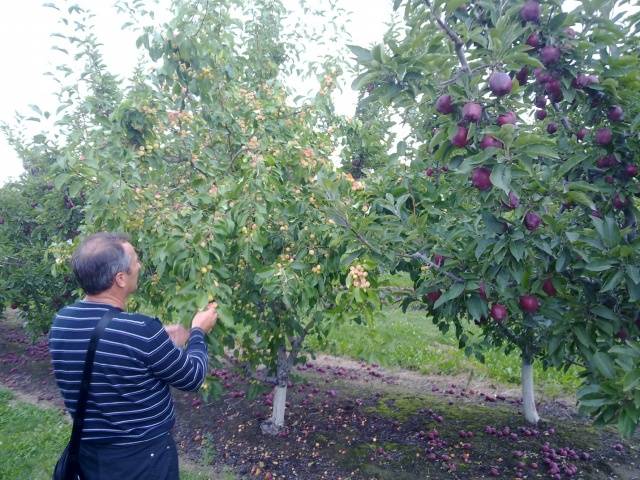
[78,432,179,480]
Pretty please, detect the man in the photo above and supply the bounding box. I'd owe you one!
[49,232,217,479]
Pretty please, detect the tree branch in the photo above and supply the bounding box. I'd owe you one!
[424,0,470,73]
[551,103,571,131]
[407,251,465,283]
[330,209,381,254]
[438,63,490,88]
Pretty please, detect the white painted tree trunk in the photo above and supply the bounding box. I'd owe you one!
[270,385,287,428]
[260,346,290,436]
[521,358,540,424]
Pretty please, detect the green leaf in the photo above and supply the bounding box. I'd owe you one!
[623,369,640,393]
[351,71,379,91]
[591,305,617,321]
[575,326,595,349]
[466,295,486,320]
[371,44,383,63]
[489,164,511,194]
[626,266,640,284]
[347,44,373,63]
[567,191,595,210]
[475,238,492,259]
[434,283,465,309]
[585,259,614,272]
[558,155,589,177]
[456,149,494,174]
[601,270,624,292]
[509,241,525,261]
[444,0,466,12]
[626,276,640,302]
[482,212,507,235]
[591,352,616,379]
[504,52,544,69]
[579,397,610,408]
[549,12,568,31]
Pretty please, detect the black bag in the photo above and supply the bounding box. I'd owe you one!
[53,310,114,480]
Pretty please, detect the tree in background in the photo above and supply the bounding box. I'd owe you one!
[321,0,640,436]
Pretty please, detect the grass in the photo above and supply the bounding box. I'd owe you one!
[308,305,582,398]
[0,387,235,480]
[0,388,69,480]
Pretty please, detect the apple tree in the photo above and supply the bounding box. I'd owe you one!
[320,0,640,436]
[29,0,379,434]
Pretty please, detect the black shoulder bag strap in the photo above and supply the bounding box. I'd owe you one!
[67,310,115,467]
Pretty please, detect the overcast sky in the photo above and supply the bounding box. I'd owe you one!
[0,0,393,185]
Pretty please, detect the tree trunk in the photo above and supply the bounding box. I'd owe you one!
[269,385,287,427]
[260,347,289,435]
[521,356,540,424]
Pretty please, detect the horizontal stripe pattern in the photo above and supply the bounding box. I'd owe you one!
[49,301,208,445]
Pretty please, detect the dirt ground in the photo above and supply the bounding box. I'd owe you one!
[0,312,638,479]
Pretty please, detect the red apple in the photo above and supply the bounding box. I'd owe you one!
[540,45,561,65]
[547,122,558,134]
[574,73,599,89]
[544,79,563,102]
[524,211,542,231]
[436,95,454,114]
[516,67,529,85]
[595,128,612,145]
[576,127,588,141]
[451,126,469,147]
[625,164,638,177]
[489,72,512,96]
[535,109,547,121]
[534,68,552,83]
[433,254,446,267]
[596,154,617,168]
[471,167,492,191]
[508,191,520,209]
[427,290,442,303]
[526,32,540,48]
[520,1,540,23]
[479,282,487,300]
[612,193,628,210]
[542,278,557,296]
[608,105,624,122]
[462,102,482,122]
[616,329,628,341]
[480,135,503,149]
[491,303,508,322]
[534,95,547,108]
[497,111,517,126]
[519,295,540,313]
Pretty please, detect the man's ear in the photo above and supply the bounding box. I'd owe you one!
[114,271,127,288]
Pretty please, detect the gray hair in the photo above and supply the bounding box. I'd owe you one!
[71,232,132,295]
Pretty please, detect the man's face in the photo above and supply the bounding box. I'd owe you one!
[122,242,142,294]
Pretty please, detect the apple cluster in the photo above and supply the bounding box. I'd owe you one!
[349,264,370,289]
[345,173,365,191]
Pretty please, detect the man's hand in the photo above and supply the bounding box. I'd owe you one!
[165,324,190,347]
[191,302,218,334]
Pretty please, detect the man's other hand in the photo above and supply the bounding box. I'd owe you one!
[165,324,190,347]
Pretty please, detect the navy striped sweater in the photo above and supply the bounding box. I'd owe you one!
[48,301,208,445]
